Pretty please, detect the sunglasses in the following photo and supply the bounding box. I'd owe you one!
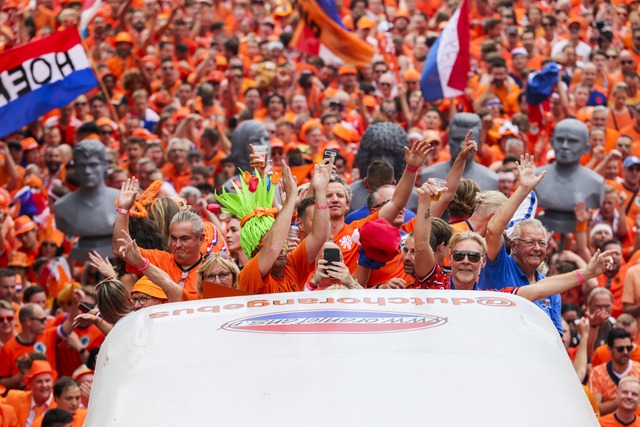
[100,130,112,135]
[30,317,47,324]
[74,102,87,106]
[41,242,58,247]
[622,60,635,64]
[618,142,632,148]
[452,250,482,263]
[372,199,390,210]
[628,166,640,172]
[615,345,634,353]
[0,315,14,322]
[606,55,618,59]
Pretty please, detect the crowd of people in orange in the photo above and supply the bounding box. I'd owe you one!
[1,0,640,423]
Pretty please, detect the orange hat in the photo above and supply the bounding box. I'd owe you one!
[357,16,375,30]
[338,65,358,76]
[132,276,168,300]
[567,18,586,30]
[96,117,117,130]
[57,282,81,304]
[332,123,356,143]
[84,133,100,140]
[72,365,94,382]
[362,95,377,108]
[299,119,321,142]
[25,360,57,384]
[14,215,36,236]
[403,69,420,82]
[8,251,29,268]
[1,0,17,10]
[114,31,133,44]
[207,70,225,83]
[25,175,42,189]
[273,3,292,16]
[140,55,159,69]
[270,137,285,149]
[393,9,410,21]
[150,91,173,113]
[21,137,38,151]
[132,128,158,140]
[43,229,64,247]
[296,63,318,76]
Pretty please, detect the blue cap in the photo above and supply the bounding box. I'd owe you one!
[624,156,640,169]
[525,62,560,105]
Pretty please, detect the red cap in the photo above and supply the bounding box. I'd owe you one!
[359,219,401,262]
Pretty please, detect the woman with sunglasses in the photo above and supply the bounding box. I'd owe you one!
[448,230,615,301]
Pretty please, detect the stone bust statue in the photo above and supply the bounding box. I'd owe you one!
[228,120,270,171]
[421,113,498,191]
[55,139,120,259]
[535,118,604,233]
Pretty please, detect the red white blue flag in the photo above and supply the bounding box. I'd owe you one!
[80,0,103,32]
[0,27,98,138]
[420,0,470,101]
[291,0,375,66]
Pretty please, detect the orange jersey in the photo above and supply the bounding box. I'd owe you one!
[590,361,640,404]
[0,327,62,377]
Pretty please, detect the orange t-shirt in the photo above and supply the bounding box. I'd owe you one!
[270,239,314,291]
[32,408,86,427]
[332,211,380,273]
[0,327,62,377]
[160,163,191,193]
[237,253,293,294]
[138,249,201,299]
[55,324,104,377]
[599,412,640,426]
[589,361,640,404]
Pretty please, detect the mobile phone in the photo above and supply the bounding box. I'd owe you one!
[323,248,341,267]
[323,149,338,159]
[78,302,95,314]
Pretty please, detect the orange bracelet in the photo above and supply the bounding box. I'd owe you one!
[576,221,587,233]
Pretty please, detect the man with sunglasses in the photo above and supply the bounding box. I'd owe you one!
[590,328,640,416]
[0,300,15,349]
[0,296,80,391]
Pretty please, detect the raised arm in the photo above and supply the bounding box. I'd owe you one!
[485,154,545,261]
[112,178,138,257]
[432,131,477,218]
[116,231,183,302]
[305,159,333,264]
[379,139,433,223]
[257,162,298,277]
[516,250,614,302]
[414,180,442,278]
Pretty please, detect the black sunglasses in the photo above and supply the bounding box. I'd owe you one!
[452,250,482,263]
[615,345,634,353]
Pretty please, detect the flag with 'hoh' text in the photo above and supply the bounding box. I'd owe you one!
[0,27,98,138]
[420,0,470,101]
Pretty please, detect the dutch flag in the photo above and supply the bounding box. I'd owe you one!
[420,0,470,102]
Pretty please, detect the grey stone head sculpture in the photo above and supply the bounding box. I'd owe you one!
[356,122,409,182]
[229,120,270,171]
[449,113,481,162]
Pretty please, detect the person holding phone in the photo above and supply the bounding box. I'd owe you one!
[307,242,361,290]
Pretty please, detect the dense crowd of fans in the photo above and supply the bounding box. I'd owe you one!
[1,0,640,423]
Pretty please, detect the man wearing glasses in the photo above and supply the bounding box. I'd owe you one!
[478,154,564,334]
[0,297,79,391]
[589,328,640,416]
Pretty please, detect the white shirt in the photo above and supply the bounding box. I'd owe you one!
[26,393,53,427]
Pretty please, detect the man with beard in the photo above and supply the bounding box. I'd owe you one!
[590,328,640,416]
[475,59,519,106]
[105,32,136,80]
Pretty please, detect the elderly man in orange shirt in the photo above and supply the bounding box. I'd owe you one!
[3,360,57,427]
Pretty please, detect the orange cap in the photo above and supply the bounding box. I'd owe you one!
[567,18,586,30]
[72,365,94,381]
[357,16,375,29]
[362,95,377,108]
[299,119,321,143]
[26,360,57,384]
[332,123,356,143]
[96,117,117,130]
[172,107,191,123]
[132,128,158,140]
[132,276,168,300]
[14,215,36,236]
[393,9,410,21]
[43,229,64,247]
[21,137,38,151]
[207,70,225,83]
[8,251,29,267]
[270,137,285,149]
[403,69,420,82]
[114,31,133,44]
[338,65,358,76]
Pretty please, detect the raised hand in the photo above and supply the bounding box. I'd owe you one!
[280,161,298,203]
[517,154,546,190]
[573,201,590,224]
[404,138,435,170]
[313,156,334,191]
[88,251,117,279]
[116,230,144,266]
[416,179,446,204]
[118,178,139,211]
[585,249,615,278]
[458,130,478,161]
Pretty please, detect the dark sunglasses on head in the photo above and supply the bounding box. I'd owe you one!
[452,250,482,263]
[615,345,634,353]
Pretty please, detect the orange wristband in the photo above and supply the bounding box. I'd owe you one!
[576,221,587,233]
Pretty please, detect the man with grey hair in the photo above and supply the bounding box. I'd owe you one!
[113,179,220,298]
[478,154,563,334]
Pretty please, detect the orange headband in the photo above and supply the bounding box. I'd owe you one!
[240,207,278,227]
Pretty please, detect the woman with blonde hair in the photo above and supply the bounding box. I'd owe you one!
[196,253,240,294]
